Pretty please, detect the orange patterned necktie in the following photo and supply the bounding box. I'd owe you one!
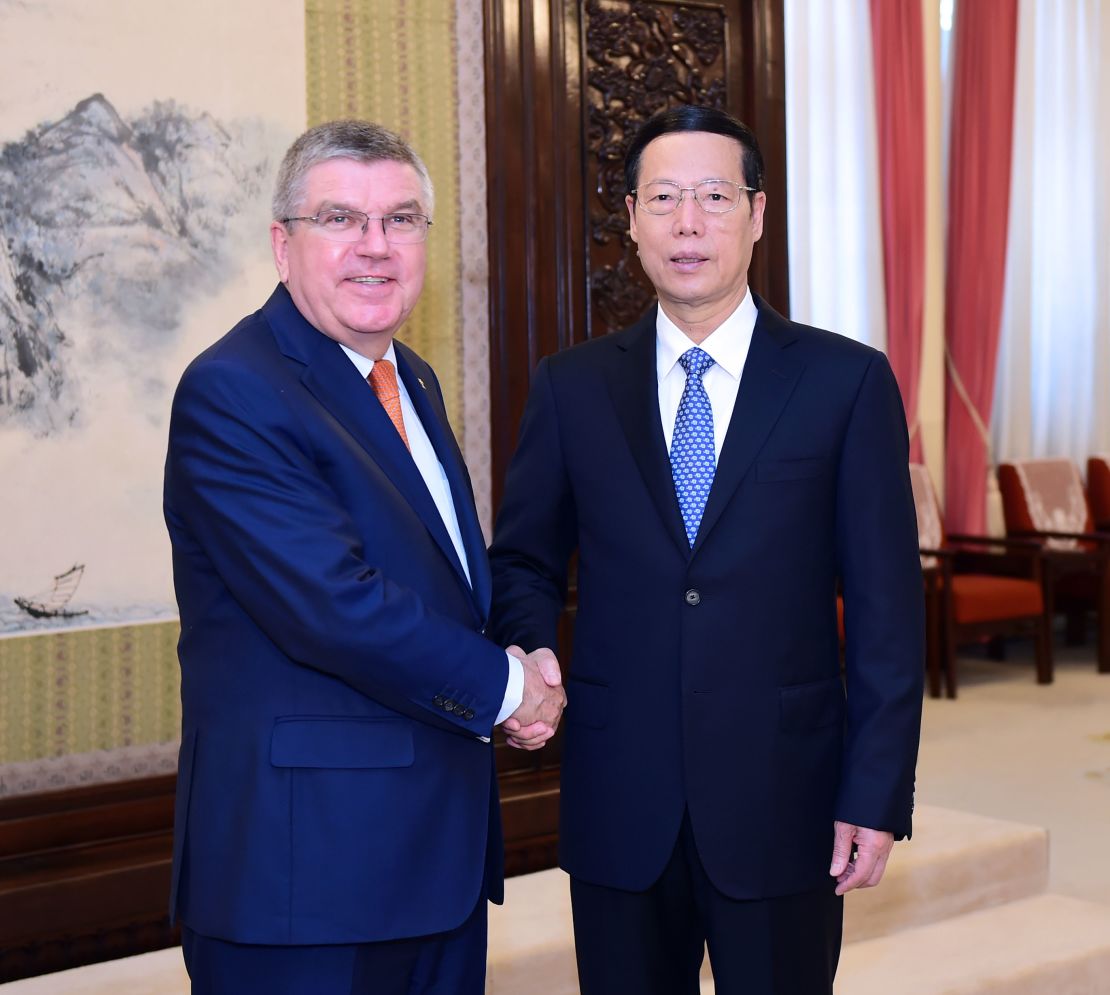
[367,359,411,450]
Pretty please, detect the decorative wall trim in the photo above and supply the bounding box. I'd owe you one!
[0,741,179,799]
[0,621,180,775]
[457,0,494,535]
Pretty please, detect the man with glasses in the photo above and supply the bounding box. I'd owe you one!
[164,120,565,995]
[489,105,924,993]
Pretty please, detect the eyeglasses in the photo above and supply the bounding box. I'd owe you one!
[632,180,756,216]
[281,209,432,243]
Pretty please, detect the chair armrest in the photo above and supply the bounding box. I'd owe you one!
[922,542,1042,579]
[946,532,1044,551]
[1010,529,1110,545]
[919,549,953,587]
[919,547,953,559]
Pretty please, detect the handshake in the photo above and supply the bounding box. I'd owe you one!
[501,646,567,751]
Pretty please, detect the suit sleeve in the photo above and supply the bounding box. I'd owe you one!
[834,352,925,838]
[487,356,578,652]
[165,357,508,737]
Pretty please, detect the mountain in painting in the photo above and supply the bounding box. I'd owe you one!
[0,93,273,434]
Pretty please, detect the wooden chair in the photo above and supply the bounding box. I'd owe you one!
[997,458,1110,674]
[910,464,1052,697]
[1089,456,1110,532]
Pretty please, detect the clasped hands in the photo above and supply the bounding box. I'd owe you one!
[501,645,566,750]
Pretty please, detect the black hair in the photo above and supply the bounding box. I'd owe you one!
[624,105,765,199]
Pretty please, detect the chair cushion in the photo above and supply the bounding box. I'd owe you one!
[951,574,1043,624]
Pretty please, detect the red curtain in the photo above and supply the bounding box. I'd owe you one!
[869,0,926,463]
[943,0,1020,532]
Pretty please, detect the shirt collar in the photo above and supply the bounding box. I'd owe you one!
[655,288,757,382]
[340,340,398,381]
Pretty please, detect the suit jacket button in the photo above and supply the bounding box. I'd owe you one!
[685,589,701,606]
[444,699,456,711]
[464,709,475,720]
[434,695,445,707]
[453,704,466,716]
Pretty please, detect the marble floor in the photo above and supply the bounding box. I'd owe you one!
[914,641,1110,906]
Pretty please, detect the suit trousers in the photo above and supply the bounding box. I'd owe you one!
[570,811,843,995]
[181,890,487,995]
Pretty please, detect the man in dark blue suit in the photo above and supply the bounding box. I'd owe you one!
[489,106,924,993]
[164,120,564,995]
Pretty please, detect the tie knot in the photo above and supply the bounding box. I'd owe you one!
[679,347,715,380]
[368,358,400,401]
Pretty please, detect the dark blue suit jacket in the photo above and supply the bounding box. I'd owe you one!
[164,284,507,945]
[489,298,924,900]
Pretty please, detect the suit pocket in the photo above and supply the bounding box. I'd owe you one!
[756,457,827,483]
[270,717,414,769]
[779,677,845,732]
[565,678,610,730]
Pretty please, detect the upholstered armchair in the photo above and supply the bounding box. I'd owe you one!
[1089,456,1110,532]
[997,458,1110,674]
[910,464,1052,698]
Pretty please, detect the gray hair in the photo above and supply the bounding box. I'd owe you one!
[272,120,435,222]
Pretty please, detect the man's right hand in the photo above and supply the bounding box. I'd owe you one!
[502,646,566,750]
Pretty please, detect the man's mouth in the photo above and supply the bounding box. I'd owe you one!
[349,276,389,284]
[670,255,708,270]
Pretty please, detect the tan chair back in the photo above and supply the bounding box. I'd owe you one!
[997,458,1093,549]
[909,463,943,568]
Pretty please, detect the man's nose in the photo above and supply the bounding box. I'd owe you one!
[671,192,703,236]
[354,218,392,254]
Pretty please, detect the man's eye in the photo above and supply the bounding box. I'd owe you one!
[389,214,416,226]
[323,213,353,226]
[650,193,673,202]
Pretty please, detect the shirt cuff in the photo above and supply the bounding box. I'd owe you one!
[495,651,525,725]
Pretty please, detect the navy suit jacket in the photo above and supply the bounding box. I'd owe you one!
[164,284,507,945]
[489,298,924,900]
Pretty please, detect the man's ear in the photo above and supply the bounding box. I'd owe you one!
[626,193,639,244]
[750,191,767,242]
[270,221,291,282]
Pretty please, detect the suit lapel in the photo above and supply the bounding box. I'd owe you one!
[263,286,478,615]
[603,308,690,558]
[395,343,492,623]
[691,298,805,557]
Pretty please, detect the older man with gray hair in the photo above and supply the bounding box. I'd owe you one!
[164,120,565,995]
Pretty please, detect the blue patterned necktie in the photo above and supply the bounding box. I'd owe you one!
[670,347,717,547]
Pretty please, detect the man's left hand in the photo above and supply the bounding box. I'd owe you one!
[829,821,894,896]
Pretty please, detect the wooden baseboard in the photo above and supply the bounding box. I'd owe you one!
[0,760,561,982]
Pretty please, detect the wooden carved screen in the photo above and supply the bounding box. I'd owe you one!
[486,0,787,504]
[485,0,787,872]
[587,2,734,332]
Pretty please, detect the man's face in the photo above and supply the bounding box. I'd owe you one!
[626,131,765,321]
[270,158,428,358]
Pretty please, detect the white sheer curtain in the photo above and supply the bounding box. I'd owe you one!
[784,0,887,349]
[992,0,1110,465]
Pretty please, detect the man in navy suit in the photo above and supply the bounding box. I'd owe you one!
[489,106,924,993]
[164,120,564,995]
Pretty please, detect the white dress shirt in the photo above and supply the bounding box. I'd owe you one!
[656,288,758,457]
[341,342,523,727]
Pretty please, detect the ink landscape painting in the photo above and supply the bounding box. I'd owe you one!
[0,0,305,633]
